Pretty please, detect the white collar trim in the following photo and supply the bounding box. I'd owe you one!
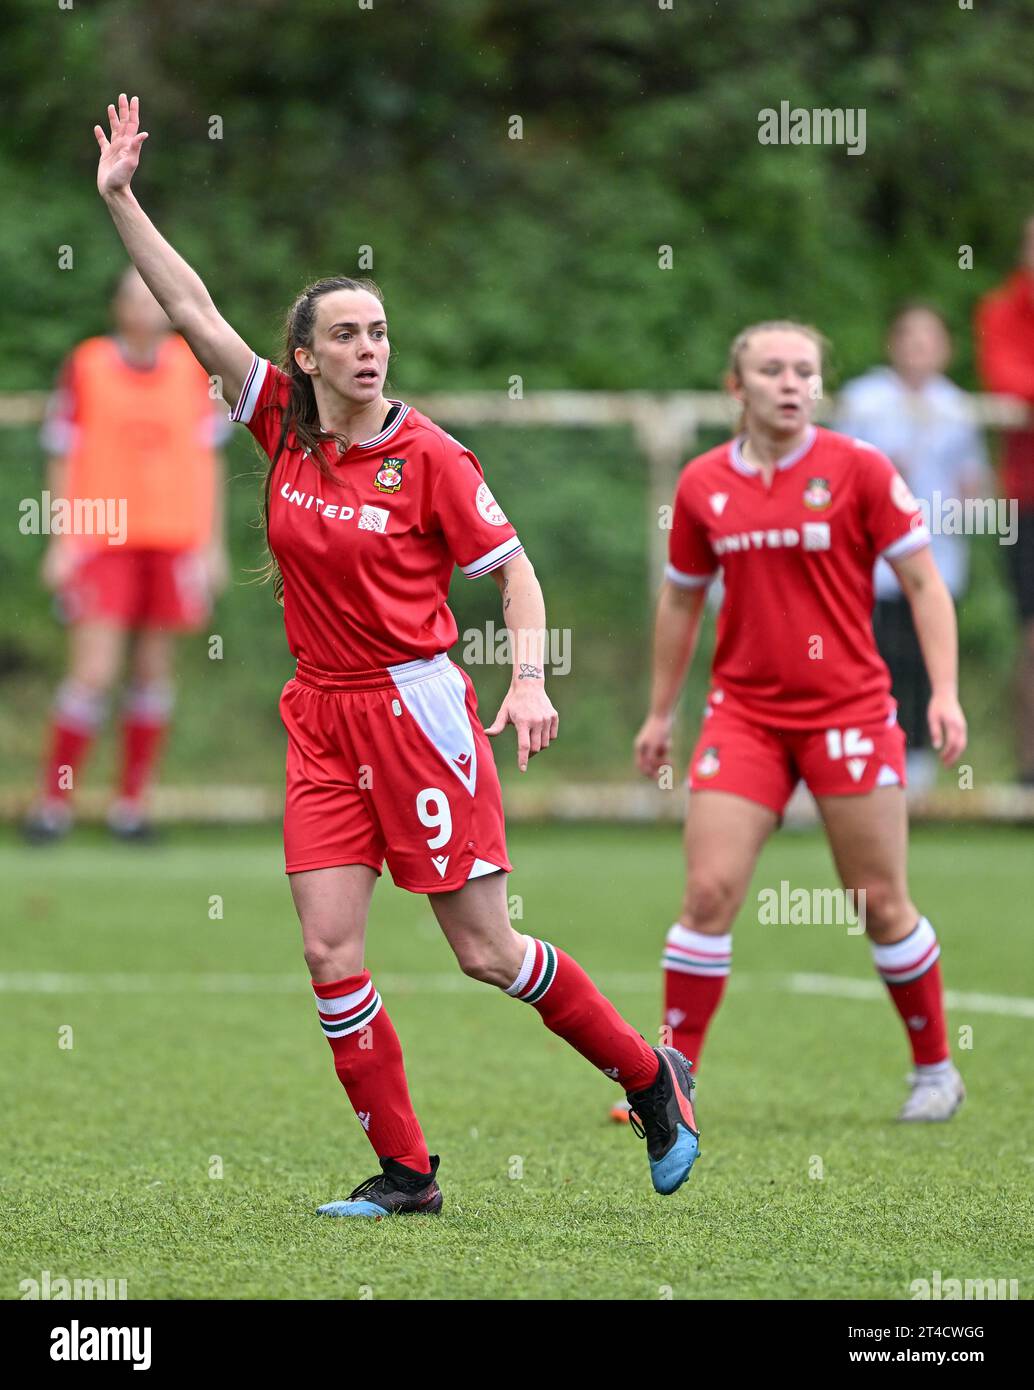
[304,400,409,458]
[730,425,817,477]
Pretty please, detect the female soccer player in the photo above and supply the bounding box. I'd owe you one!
[25,267,228,842]
[94,94,698,1216]
[625,319,968,1125]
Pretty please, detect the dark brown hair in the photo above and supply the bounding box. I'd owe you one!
[260,276,386,601]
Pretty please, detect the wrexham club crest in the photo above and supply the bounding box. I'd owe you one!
[803,476,832,510]
[374,457,406,493]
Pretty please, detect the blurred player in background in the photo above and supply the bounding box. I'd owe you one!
[623,320,968,1126]
[92,94,699,1218]
[24,266,229,842]
[836,304,990,791]
[975,216,1034,785]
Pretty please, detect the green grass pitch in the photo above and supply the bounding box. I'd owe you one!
[1,821,1031,1300]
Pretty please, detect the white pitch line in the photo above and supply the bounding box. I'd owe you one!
[0,971,472,995]
[0,968,1032,1020]
[787,972,1034,1019]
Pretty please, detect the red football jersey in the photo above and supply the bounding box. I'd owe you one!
[667,425,932,728]
[232,357,524,670]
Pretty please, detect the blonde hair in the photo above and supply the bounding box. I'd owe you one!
[726,320,828,434]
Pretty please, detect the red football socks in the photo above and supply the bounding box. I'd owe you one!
[118,684,174,802]
[118,717,168,801]
[661,924,733,1070]
[42,680,107,802]
[871,918,949,1066]
[312,971,431,1172]
[504,936,659,1092]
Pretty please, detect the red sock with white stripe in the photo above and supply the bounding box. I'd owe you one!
[118,683,174,804]
[41,681,107,803]
[661,923,732,1070]
[871,916,949,1066]
[312,971,431,1173]
[504,936,659,1092]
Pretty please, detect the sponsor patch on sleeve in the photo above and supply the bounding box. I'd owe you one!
[476,482,508,526]
[890,472,919,513]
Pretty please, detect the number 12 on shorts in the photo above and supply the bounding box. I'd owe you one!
[416,787,452,848]
[825,727,875,760]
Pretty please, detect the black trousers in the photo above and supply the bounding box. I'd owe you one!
[872,598,930,751]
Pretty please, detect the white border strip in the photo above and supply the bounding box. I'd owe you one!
[230,354,269,424]
[461,535,524,578]
[881,525,932,561]
[665,562,715,589]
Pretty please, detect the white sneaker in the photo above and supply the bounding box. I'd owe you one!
[897,1064,965,1122]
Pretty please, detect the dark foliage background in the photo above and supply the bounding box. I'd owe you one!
[1,0,1027,787]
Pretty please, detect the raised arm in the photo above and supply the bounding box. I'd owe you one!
[95,94,254,408]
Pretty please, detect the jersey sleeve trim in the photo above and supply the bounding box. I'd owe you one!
[665,562,715,589]
[230,355,269,424]
[461,535,525,578]
[880,525,932,561]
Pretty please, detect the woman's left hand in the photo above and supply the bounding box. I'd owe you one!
[927,691,967,766]
[486,677,559,772]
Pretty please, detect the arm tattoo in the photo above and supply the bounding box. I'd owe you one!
[518,663,545,681]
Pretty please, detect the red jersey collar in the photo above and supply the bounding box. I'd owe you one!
[729,425,817,478]
[302,400,410,460]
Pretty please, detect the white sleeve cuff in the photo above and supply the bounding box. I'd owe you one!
[229,355,269,425]
[461,535,524,578]
[665,562,715,589]
[881,525,931,561]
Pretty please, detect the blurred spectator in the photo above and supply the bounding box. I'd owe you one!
[974,218,1034,785]
[836,304,990,791]
[24,267,229,841]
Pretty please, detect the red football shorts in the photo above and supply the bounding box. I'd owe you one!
[687,697,907,813]
[280,653,513,891]
[60,547,210,630]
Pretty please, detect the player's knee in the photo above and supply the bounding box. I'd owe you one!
[857,881,912,939]
[683,876,739,932]
[455,947,510,987]
[450,928,524,987]
[302,935,356,978]
[69,666,117,697]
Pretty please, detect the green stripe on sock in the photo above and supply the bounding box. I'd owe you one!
[525,942,557,1004]
[320,993,380,1035]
